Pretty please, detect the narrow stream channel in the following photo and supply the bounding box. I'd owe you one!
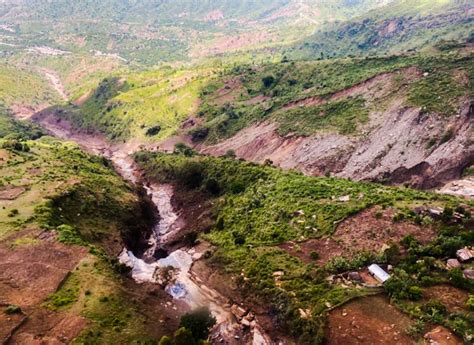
[33,115,273,344]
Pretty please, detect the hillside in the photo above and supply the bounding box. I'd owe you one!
[0,112,180,343]
[0,0,394,63]
[0,1,473,344]
[46,47,474,189]
[135,149,474,344]
[289,0,473,59]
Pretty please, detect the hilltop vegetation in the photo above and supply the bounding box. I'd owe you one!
[289,0,473,59]
[0,0,396,63]
[135,150,474,343]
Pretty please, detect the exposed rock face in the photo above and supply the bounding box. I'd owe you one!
[201,96,473,190]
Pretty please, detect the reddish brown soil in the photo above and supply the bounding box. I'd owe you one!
[279,238,343,265]
[423,326,464,345]
[0,229,88,343]
[422,285,470,313]
[325,295,415,345]
[334,207,435,254]
[280,207,435,264]
[0,186,26,200]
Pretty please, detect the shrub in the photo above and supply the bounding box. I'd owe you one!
[205,178,221,195]
[174,143,195,157]
[407,286,423,301]
[262,75,275,88]
[189,126,209,142]
[466,295,474,311]
[7,209,19,217]
[179,307,216,341]
[145,125,161,136]
[310,251,320,260]
[4,304,22,314]
[174,327,196,345]
[224,150,236,159]
[176,161,204,188]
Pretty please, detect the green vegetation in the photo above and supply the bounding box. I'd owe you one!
[0,64,59,109]
[408,71,465,117]
[0,0,390,64]
[290,0,472,60]
[195,50,472,143]
[58,68,213,142]
[4,304,22,315]
[136,151,473,343]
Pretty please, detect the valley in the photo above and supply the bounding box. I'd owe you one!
[0,0,473,344]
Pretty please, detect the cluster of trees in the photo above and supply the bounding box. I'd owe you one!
[159,308,216,345]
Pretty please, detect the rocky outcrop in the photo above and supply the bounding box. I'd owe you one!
[201,97,473,189]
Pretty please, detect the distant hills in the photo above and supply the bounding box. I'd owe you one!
[0,0,396,63]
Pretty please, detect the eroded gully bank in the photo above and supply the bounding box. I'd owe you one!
[32,114,273,345]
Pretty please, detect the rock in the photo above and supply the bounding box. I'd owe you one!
[348,272,362,282]
[463,269,474,280]
[446,258,461,269]
[241,318,251,327]
[231,304,248,319]
[338,195,350,202]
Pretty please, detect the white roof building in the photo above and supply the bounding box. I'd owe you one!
[368,264,391,283]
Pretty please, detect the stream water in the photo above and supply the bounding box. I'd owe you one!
[34,115,272,344]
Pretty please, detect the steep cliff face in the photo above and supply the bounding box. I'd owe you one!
[199,62,473,188]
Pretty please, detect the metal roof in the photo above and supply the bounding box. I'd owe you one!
[368,264,391,283]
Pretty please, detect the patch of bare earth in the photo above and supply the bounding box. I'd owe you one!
[0,229,88,343]
[423,326,464,345]
[422,285,470,313]
[334,207,435,254]
[325,295,415,345]
[0,186,26,200]
[280,207,435,264]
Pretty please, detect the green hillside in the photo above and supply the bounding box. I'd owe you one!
[0,0,395,63]
[289,0,473,59]
[136,150,474,343]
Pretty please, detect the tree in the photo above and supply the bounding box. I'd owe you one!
[174,327,196,345]
[179,307,216,341]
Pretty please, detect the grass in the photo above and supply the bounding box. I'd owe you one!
[58,67,214,142]
[46,256,156,344]
[135,151,473,342]
[275,98,369,136]
[408,71,465,116]
[195,50,472,143]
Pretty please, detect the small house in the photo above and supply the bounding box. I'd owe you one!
[368,264,391,283]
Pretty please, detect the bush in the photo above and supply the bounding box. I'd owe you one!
[407,286,423,301]
[262,75,275,88]
[174,327,196,345]
[176,161,204,188]
[467,296,474,311]
[4,304,22,314]
[205,178,221,195]
[145,125,161,136]
[310,251,320,260]
[179,307,216,341]
[189,127,209,142]
[174,143,195,157]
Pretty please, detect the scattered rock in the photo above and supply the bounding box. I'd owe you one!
[446,258,461,270]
